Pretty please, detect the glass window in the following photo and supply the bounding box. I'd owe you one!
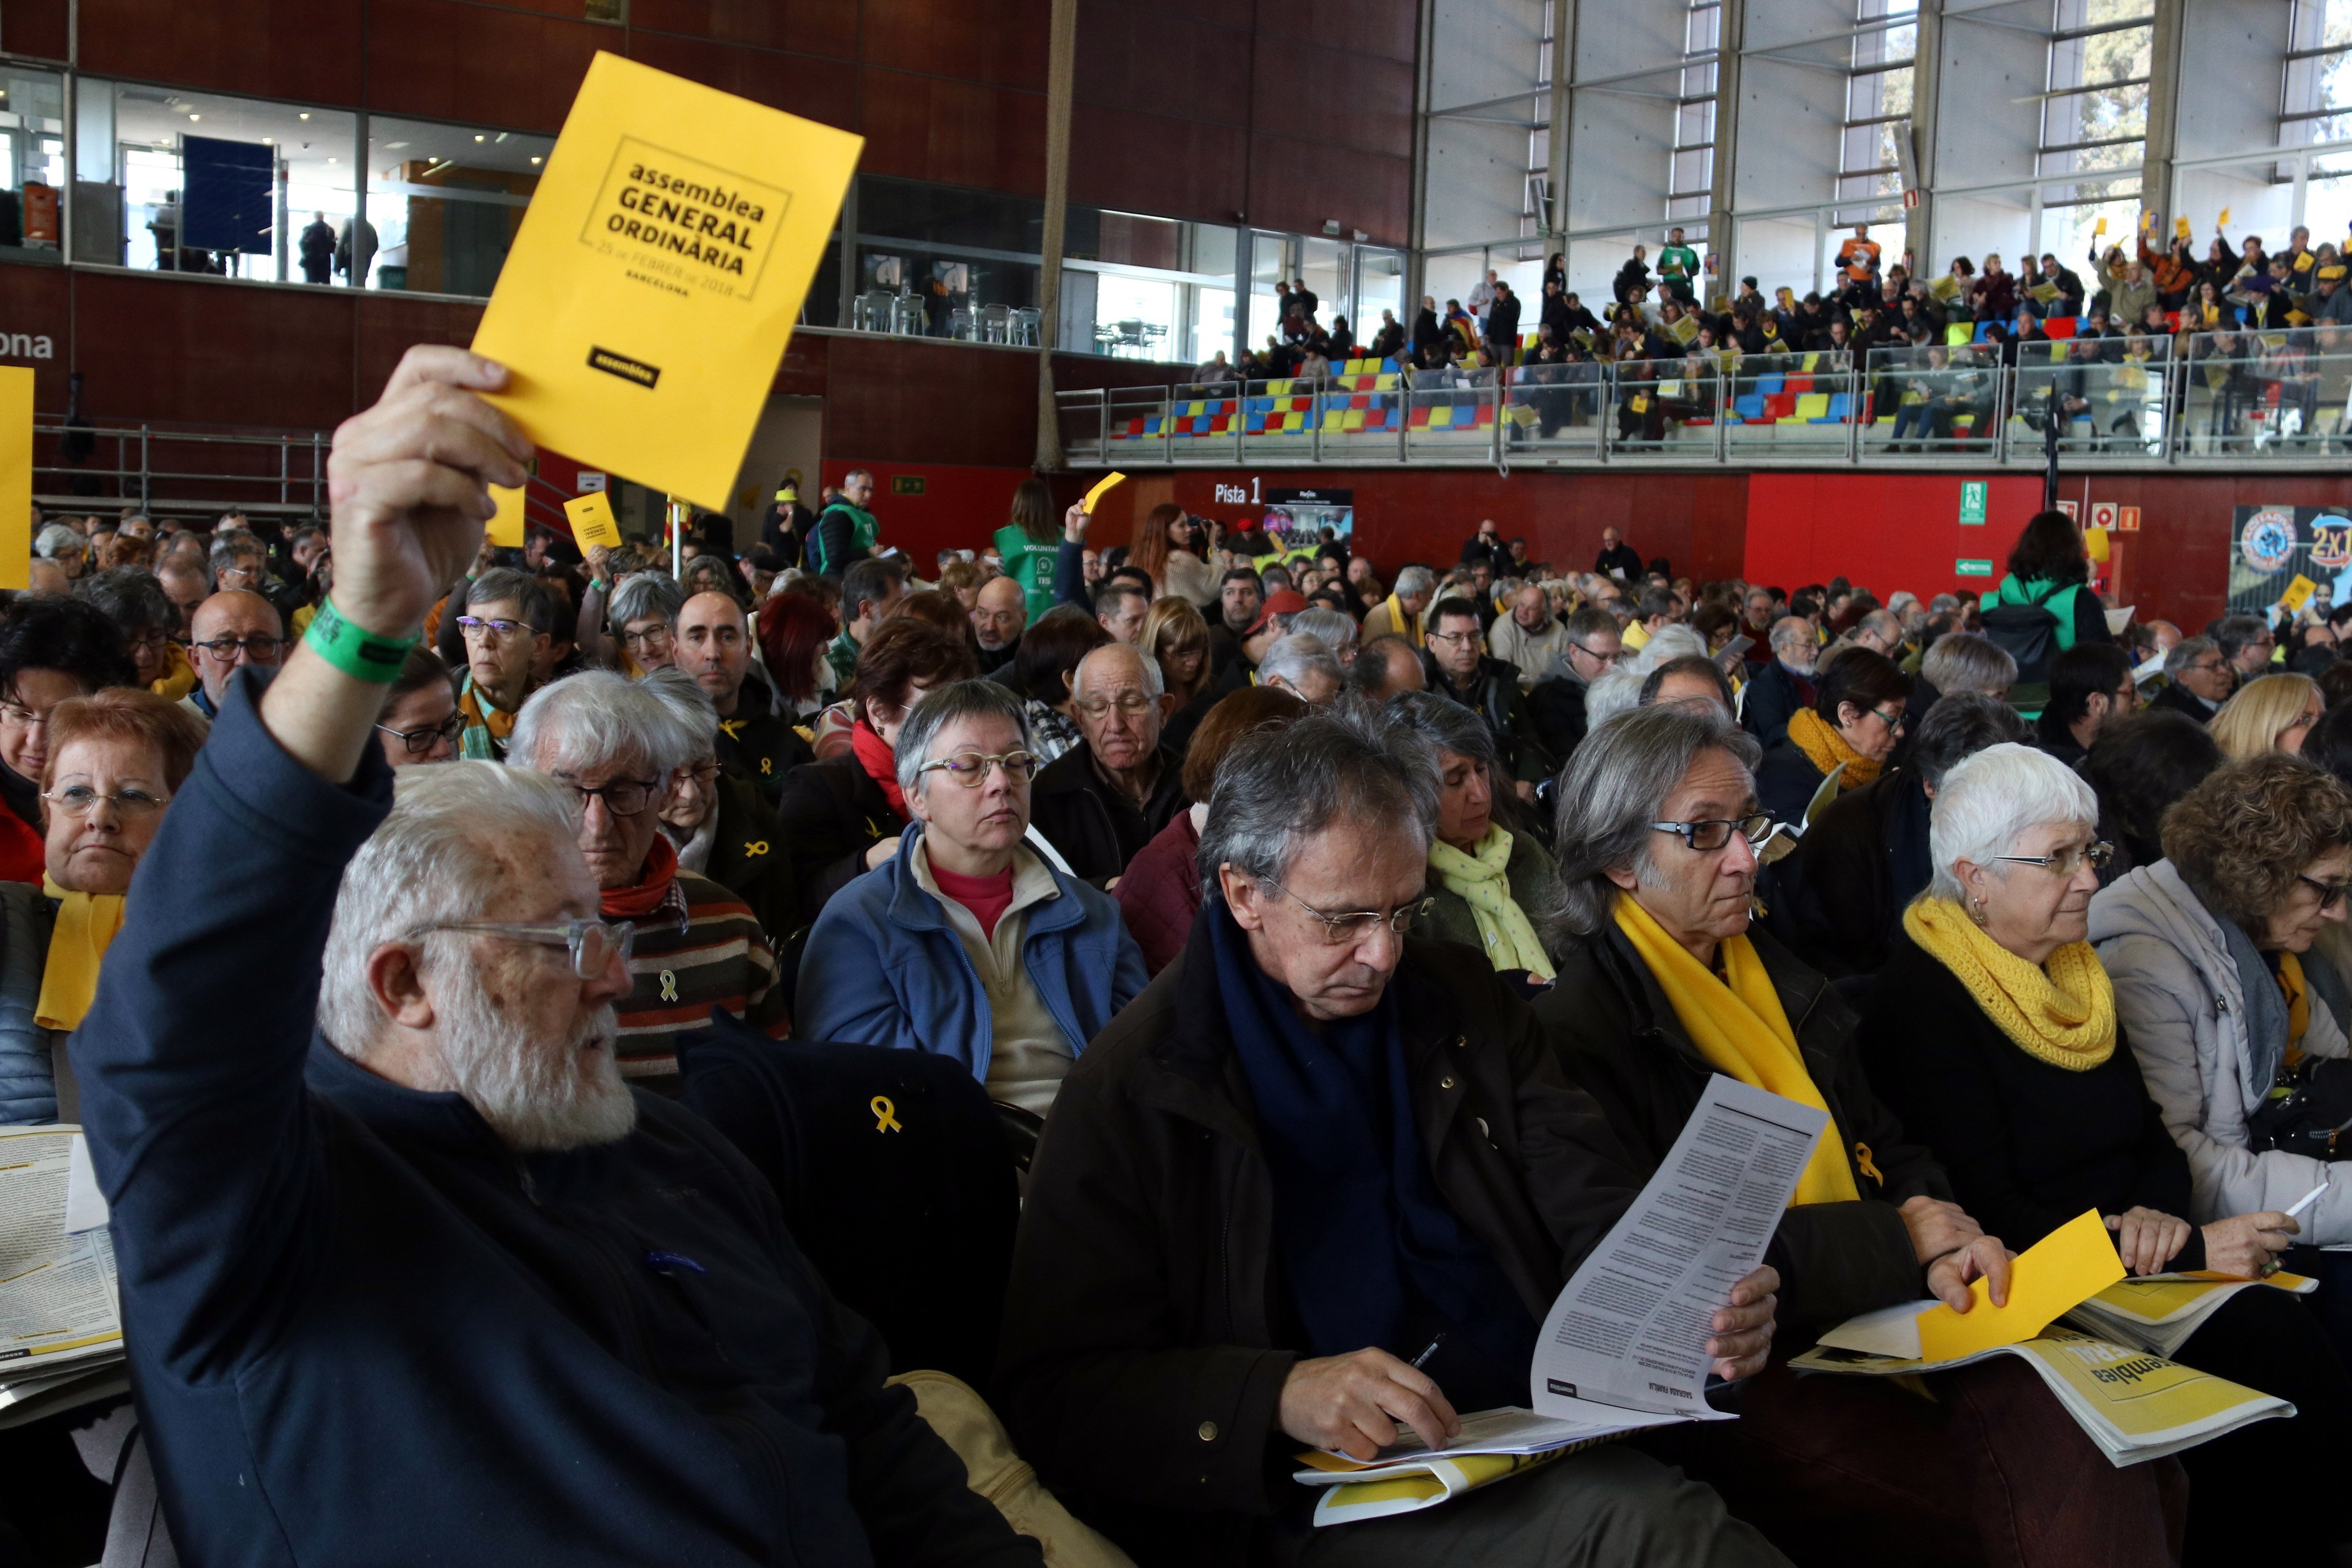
[0,68,66,263]
[861,175,1042,255]
[1357,247,1405,345]
[90,82,357,282]
[1249,231,1289,356]
[366,116,553,296]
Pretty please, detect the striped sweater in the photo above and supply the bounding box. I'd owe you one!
[613,868,791,1077]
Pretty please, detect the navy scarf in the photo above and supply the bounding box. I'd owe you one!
[1209,903,1534,1410]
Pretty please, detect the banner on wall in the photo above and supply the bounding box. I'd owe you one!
[2227,505,2352,616]
[1261,487,1353,551]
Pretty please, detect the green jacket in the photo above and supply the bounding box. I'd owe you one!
[1658,243,1699,283]
[995,524,1060,625]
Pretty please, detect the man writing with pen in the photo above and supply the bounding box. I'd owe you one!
[997,701,1793,1566]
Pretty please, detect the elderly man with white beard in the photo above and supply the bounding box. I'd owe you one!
[73,346,1046,1568]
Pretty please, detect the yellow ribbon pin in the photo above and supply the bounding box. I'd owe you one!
[1854,1142,1885,1185]
[760,758,772,775]
[659,970,678,1003]
[743,840,769,857]
[721,720,747,739]
[871,1096,903,1133]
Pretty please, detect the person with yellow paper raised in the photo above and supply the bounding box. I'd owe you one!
[1859,742,2352,1564]
[1536,704,2181,1568]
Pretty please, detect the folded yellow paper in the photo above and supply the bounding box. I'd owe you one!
[565,492,623,552]
[1081,471,1126,515]
[471,51,862,512]
[1915,1208,2124,1362]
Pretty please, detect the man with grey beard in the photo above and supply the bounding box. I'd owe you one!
[73,345,1044,1568]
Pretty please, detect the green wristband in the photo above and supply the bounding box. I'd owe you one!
[304,596,420,684]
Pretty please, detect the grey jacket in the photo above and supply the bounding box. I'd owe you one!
[2088,859,2352,1244]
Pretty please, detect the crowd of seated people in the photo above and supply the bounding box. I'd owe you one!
[10,349,2352,1566]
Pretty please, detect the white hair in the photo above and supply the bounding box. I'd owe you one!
[1394,565,1437,598]
[510,670,699,780]
[1072,641,1164,701]
[637,665,720,761]
[1926,742,2098,902]
[1627,624,1707,677]
[1582,666,1644,731]
[1289,607,1360,655]
[1257,632,1344,693]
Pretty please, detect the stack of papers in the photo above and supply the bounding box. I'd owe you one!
[0,1128,125,1428]
[1293,1406,1676,1527]
[2066,1272,2317,1359]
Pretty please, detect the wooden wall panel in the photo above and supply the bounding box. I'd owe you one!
[631,0,856,56]
[78,0,363,105]
[626,31,858,124]
[70,271,355,431]
[364,0,603,133]
[1246,133,1411,247]
[1069,107,1247,229]
[862,0,1050,91]
[819,333,1035,466]
[352,293,483,409]
[0,0,72,62]
[856,68,1047,194]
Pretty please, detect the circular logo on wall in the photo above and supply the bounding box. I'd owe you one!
[2241,508,2299,573]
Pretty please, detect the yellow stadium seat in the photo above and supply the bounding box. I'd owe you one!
[1794,393,1831,420]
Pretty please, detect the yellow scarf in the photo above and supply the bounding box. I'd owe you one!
[2279,950,2310,1065]
[1902,898,2115,1071]
[1614,894,1860,1206]
[149,641,198,703]
[35,874,124,1032]
[1380,593,1424,647]
[1427,826,1554,981]
[1785,706,1883,791]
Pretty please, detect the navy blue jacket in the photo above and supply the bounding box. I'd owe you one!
[77,673,1041,1568]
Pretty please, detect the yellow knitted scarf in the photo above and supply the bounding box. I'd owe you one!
[1427,826,1554,981]
[149,641,198,703]
[1902,897,2115,1070]
[1786,706,1882,791]
[35,874,124,1032]
[1614,894,1860,1206]
[1380,593,1424,648]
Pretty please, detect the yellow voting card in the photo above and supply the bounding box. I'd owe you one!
[2219,206,2232,227]
[0,368,27,590]
[565,492,623,552]
[488,484,527,548]
[1081,471,1126,516]
[471,52,862,512]
[2282,574,2320,613]
[1916,1209,2124,1362]
[2093,217,2108,237]
[2174,216,2192,241]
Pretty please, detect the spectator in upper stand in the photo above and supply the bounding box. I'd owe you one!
[2026,253,2084,317]
[1347,633,1428,703]
[1593,526,1643,582]
[2213,613,2277,683]
[2103,252,2157,333]
[2149,634,2234,722]
[1755,646,1912,827]
[1968,253,2017,323]
[1092,578,1150,647]
[807,467,878,578]
[1837,224,1881,290]
[1467,268,1499,331]
[1000,703,1783,1568]
[451,565,550,761]
[0,599,137,888]
[777,618,979,922]
[79,567,194,701]
[677,590,809,803]
[1658,227,1700,304]
[1739,613,1821,748]
[1256,632,1344,704]
[1420,596,1551,797]
[1487,582,1574,689]
[641,667,796,944]
[1412,294,1442,356]
[183,589,284,720]
[827,557,908,688]
[1029,643,1188,884]
[1613,243,1653,305]
[510,670,791,1082]
[971,575,1027,675]
[1206,565,1264,673]
[372,645,462,770]
[1361,563,1435,646]
[1484,281,1522,363]
[797,680,1145,1117]
[1784,692,2028,979]
[1368,309,1406,361]
[1527,603,1625,764]
[2035,642,2139,769]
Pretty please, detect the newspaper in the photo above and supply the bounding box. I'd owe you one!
[0,1126,124,1414]
[2065,1272,2317,1360]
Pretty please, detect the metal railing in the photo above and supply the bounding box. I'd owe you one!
[32,422,330,518]
[1059,329,2352,470]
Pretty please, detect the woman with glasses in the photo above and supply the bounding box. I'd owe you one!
[1754,646,1911,829]
[2208,671,2324,760]
[1536,703,2184,1567]
[1860,743,2352,1562]
[640,668,797,947]
[2093,753,2352,1355]
[80,567,197,703]
[371,646,462,769]
[797,682,1144,1119]
[0,688,205,1124]
[0,599,140,888]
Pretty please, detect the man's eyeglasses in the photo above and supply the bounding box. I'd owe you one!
[42,784,170,818]
[407,917,635,980]
[1427,628,1480,647]
[194,634,286,662]
[374,712,464,755]
[1074,695,1155,720]
[2297,873,2351,913]
[1995,842,2115,878]
[458,616,533,644]
[916,749,1041,787]
[554,775,664,816]
[1261,877,1435,945]
[675,759,721,788]
[2184,657,2228,677]
[1651,813,1773,852]
[1569,640,1628,666]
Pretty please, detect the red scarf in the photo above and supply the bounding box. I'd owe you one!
[851,718,908,818]
[602,834,684,927]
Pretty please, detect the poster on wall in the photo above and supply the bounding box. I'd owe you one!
[2228,505,2352,617]
[1261,487,1353,553]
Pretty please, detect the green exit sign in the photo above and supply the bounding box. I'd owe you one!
[891,474,926,496]
[1959,480,1988,525]
[1956,557,1994,577]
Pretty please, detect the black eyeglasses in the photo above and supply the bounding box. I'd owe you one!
[194,634,286,661]
[1651,813,1773,852]
[2297,873,2351,914]
[374,712,465,755]
[554,774,665,816]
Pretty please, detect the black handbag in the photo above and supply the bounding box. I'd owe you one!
[2246,1055,2352,1160]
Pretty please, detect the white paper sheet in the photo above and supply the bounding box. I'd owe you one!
[63,1134,107,1235]
[1532,1076,1827,1420]
[0,1126,122,1373]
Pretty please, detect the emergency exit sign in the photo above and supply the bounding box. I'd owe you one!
[1956,558,1994,577]
[1958,481,1988,525]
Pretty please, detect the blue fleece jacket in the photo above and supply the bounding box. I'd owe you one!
[796,831,1145,1082]
[74,672,1039,1568]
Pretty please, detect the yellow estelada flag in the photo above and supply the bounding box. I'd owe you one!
[471,52,862,511]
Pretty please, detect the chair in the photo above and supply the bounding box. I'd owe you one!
[979,303,1012,343]
[1009,308,1041,346]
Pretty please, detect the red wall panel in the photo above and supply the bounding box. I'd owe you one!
[1743,473,2048,602]
[862,0,1050,90]
[819,458,1032,568]
[856,67,1047,194]
[72,271,355,432]
[624,32,858,125]
[1245,134,1411,248]
[364,0,605,133]
[0,0,72,62]
[628,0,857,58]
[77,0,363,105]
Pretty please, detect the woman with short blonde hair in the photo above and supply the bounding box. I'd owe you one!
[2208,671,2324,759]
